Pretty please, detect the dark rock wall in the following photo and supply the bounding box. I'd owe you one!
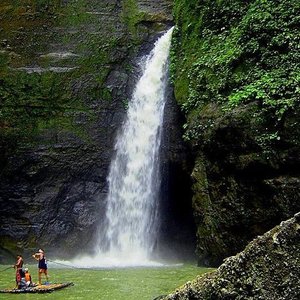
[171,0,300,266]
[0,0,193,262]
[158,84,196,261]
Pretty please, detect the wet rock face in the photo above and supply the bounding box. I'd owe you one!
[162,213,300,300]
[0,1,182,261]
[191,104,300,266]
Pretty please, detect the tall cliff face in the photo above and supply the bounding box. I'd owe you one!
[172,0,300,266]
[0,0,193,261]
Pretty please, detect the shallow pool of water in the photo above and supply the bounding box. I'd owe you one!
[0,263,212,300]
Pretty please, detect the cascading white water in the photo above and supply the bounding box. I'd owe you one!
[96,27,174,266]
[61,27,174,268]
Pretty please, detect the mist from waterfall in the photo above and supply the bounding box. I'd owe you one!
[66,27,174,268]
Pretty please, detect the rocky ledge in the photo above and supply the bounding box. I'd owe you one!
[160,212,300,300]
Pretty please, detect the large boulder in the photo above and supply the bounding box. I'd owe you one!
[162,212,300,300]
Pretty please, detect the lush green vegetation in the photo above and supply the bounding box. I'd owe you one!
[171,0,300,266]
[171,0,300,149]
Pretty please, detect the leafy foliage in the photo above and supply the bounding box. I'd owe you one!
[171,0,300,150]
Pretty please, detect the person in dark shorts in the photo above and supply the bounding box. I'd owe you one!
[32,249,49,285]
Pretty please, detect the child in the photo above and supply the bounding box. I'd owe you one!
[24,268,32,287]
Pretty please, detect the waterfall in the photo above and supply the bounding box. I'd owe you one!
[66,27,174,268]
[96,27,173,266]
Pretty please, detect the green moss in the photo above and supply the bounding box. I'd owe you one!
[122,0,144,36]
[122,0,137,31]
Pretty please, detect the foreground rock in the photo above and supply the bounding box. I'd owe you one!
[161,212,300,300]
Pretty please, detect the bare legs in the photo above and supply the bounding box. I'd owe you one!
[38,269,49,285]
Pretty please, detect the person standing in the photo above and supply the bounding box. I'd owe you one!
[13,255,24,288]
[32,249,49,285]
